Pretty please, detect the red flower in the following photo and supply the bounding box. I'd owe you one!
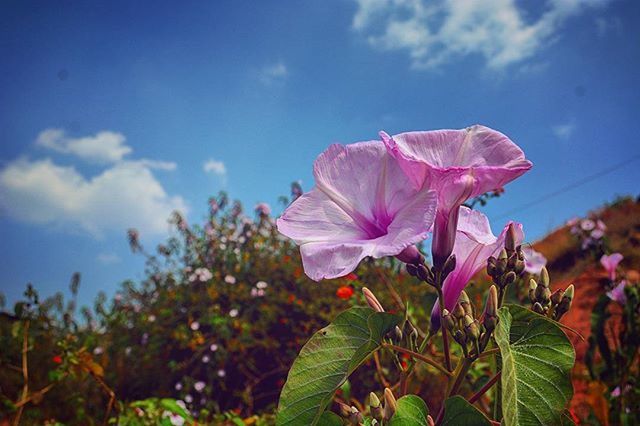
[344,273,358,281]
[336,286,354,300]
[52,355,63,364]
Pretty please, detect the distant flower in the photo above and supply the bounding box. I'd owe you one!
[590,229,605,240]
[277,141,437,280]
[217,369,226,377]
[566,217,579,227]
[580,219,596,231]
[93,346,104,355]
[190,321,200,331]
[344,273,358,281]
[256,281,268,289]
[210,343,218,352]
[184,394,193,403]
[611,386,621,398]
[141,333,149,345]
[607,281,627,305]
[229,309,239,318]
[194,381,206,392]
[202,355,210,363]
[250,288,265,297]
[431,207,523,331]
[189,267,213,283]
[169,414,185,426]
[224,275,236,284]
[52,355,63,364]
[336,286,355,300]
[255,202,271,217]
[522,246,547,275]
[597,220,607,231]
[147,315,156,322]
[601,253,623,281]
[125,347,132,356]
[382,125,531,269]
[175,382,183,391]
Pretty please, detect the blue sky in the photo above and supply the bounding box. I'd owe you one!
[1,0,639,307]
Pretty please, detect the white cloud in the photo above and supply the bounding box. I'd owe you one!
[203,158,227,176]
[259,62,288,85]
[36,129,132,163]
[0,129,188,238]
[552,122,576,140]
[97,252,121,265]
[352,0,614,70]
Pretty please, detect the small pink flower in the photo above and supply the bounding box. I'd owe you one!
[601,253,623,281]
[194,381,206,392]
[382,125,531,269]
[590,229,605,240]
[224,275,236,284]
[190,321,200,331]
[229,309,239,318]
[431,207,523,330]
[255,203,271,216]
[607,280,627,305]
[210,343,218,352]
[581,219,596,231]
[611,386,621,398]
[277,141,437,280]
[217,369,226,377]
[522,246,547,275]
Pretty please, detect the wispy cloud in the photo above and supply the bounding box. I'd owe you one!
[0,130,187,238]
[595,16,622,38]
[203,158,227,176]
[552,121,576,140]
[36,129,132,163]
[259,62,288,85]
[352,0,614,71]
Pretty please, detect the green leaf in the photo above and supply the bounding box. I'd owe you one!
[496,305,575,426]
[441,396,491,426]
[159,398,192,420]
[276,306,401,426]
[389,395,429,426]
[318,411,344,426]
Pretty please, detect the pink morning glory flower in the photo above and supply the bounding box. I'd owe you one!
[601,253,623,281]
[522,246,547,275]
[381,125,531,269]
[277,141,437,281]
[607,281,627,305]
[430,206,523,330]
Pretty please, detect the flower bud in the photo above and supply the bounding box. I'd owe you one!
[427,415,435,426]
[338,402,351,418]
[442,309,456,333]
[528,279,538,303]
[487,256,497,277]
[396,245,424,265]
[563,284,575,301]
[535,283,551,305]
[459,291,473,317]
[514,259,525,275]
[533,302,544,314]
[416,264,433,283]
[442,255,457,279]
[383,388,397,421]
[464,314,480,342]
[393,326,403,342]
[550,289,564,306]
[349,406,363,425]
[362,287,384,313]
[505,223,518,253]
[369,392,383,421]
[502,271,517,287]
[453,302,465,320]
[540,267,550,288]
[406,264,418,277]
[496,249,508,275]
[453,329,467,346]
[483,286,498,332]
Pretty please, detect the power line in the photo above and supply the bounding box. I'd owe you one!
[495,153,640,220]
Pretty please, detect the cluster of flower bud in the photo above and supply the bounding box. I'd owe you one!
[339,388,434,425]
[486,224,525,290]
[406,254,456,288]
[528,267,574,320]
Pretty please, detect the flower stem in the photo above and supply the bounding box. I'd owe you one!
[383,343,453,377]
[469,371,501,404]
[436,285,452,372]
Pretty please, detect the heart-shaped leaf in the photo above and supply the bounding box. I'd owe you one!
[276,306,401,426]
[389,395,429,426]
[495,305,575,426]
[441,396,491,426]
